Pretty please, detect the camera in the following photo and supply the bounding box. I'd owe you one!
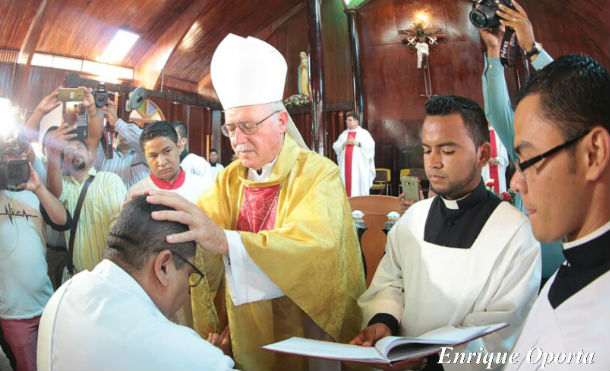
[469,0,514,29]
[58,88,85,102]
[0,133,31,191]
[0,160,30,191]
[93,83,109,108]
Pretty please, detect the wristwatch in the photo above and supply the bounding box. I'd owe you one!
[524,41,542,60]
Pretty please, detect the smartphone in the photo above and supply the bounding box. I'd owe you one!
[401,176,420,201]
[58,88,84,102]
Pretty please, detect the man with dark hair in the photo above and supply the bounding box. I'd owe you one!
[171,121,211,178]
[208,148,224,179]
[351,95,541,370]
[505,55,610,371]
[479,0,565,288]
[36,195,235,370]
[128,121,214,328]
[92,100,150,188]
[332,113,376,196]
[128,121,212,202]
[45,104,126,274]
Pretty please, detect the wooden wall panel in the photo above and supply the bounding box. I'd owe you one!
[355,0,609,195]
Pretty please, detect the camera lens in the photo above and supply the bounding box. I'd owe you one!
[469,9,489,28]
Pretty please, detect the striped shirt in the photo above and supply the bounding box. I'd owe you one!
[94,119,149,189]
[60,168,126,272]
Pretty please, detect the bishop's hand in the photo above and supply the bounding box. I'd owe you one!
[147,190,229,255]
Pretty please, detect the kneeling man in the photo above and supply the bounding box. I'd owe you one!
[352,95,541,371]
[37,195,235,370]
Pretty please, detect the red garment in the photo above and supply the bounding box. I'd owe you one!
[149,168,186,190]
[344,131,357,197]
[236,184,281,233]
[0,315,41,371]
[489,129,500,194]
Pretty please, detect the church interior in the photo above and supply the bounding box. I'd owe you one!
[0,0,609,370]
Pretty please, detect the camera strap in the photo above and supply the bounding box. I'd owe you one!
[66,175,95,274]
[499,28,518,67]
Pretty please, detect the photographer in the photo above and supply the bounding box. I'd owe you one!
[45,119,126,274]
[0,132,71,371]
[480,0,564,281]
[93,100,149,188]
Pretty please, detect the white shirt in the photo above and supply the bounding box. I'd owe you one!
[222,157,285,306]
[359,197,541,371]
[181,153,212,179]
[0,190,54,319]
[209,163,225,179]
[332,126,376,197]
[506,222,610,371]
[37,260,235,371]
[126,171,212,203]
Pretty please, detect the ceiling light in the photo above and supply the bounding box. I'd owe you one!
[99,29,139,64]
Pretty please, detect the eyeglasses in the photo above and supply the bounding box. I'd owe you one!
[515,130,590,175]
[220,110,281,138]
[172,251,205,288]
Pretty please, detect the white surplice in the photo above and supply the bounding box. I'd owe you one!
[332,126,376,197]
[359,197,541,371]
[37,260,235,371]
[505,222,610,371]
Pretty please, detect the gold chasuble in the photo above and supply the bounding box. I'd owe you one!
[194,135,365,371]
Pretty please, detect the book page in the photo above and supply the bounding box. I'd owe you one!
[263,337,385,362]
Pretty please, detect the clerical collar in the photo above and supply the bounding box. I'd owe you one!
[179,150,189,162]
[149,168,186,190]
[424,180,501,249]
[439,180,487,210]
[563,221,610,251]
[547,221,610,309]
[248,157,278,182]
[210,162,218,167]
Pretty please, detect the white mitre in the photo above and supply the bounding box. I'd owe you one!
[211,33,307,148]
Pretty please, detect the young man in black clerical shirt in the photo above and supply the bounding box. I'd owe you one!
[351,95,541,371]
[504,55,610,371]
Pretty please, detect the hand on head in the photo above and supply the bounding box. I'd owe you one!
[146,190,229,256]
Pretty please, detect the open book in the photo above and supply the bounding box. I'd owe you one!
[263,322,508,365]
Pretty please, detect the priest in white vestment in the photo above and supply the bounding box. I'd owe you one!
[352,95,540,371]
[505,55,610,371]
[332,114,376,197]
[37,196,235,371]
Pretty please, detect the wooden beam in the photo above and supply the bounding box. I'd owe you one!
[133,0,209,90]
[15,0,48,107]
[307,0,326,155]
[197,1,306,98]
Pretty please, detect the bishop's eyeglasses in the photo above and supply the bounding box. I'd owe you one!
[172,251,205,288]
[515,129,590,177]
[221,110,281,137]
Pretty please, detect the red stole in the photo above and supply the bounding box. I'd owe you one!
[236,184,281,233]
[344,131,357,197]
[489,129,500,194]
[149,168,186,190]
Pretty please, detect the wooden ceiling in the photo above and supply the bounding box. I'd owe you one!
[0,0,608,94]
[0,0,304,91]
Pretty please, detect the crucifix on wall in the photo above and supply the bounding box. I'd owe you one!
[399,12,445,98]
